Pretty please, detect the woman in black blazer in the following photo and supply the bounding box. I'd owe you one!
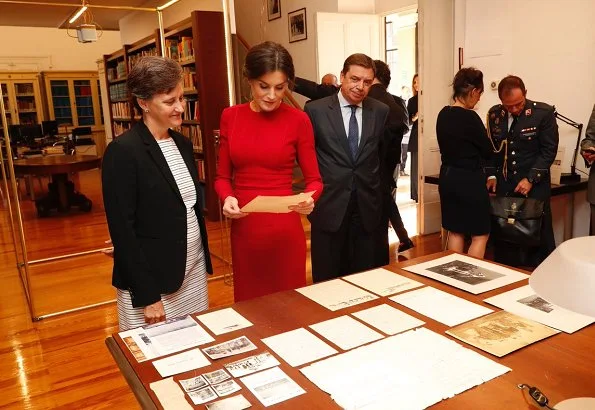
[102,57,212,331]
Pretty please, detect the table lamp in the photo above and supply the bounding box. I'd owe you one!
[529,236,595,410]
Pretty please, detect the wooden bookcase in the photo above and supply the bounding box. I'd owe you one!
[0,72,44,134]
[102,10,229,220]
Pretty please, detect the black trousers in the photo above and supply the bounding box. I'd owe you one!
[311,192,386,283]
[400,144,408,171]
[410,150,418,201]
[385,190,408,242]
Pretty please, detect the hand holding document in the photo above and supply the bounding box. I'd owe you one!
[240,191,315,213]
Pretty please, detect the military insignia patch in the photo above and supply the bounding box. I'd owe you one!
[525,108,532,116]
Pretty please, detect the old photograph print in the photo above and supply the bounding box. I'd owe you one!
[518,294,554,313]
[427,260,504,285]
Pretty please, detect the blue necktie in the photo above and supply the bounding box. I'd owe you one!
[348,105,359,160]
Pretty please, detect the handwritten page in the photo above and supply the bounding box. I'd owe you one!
[300,328,510,409]
[150,377,193,409]
[483,285,594,333]
[296,279,378,311]
[196,308,253,336]
[390,287,493,327]
[309,315,384,351]
[152,348,211,378]
[342,268,424,296]
[240,367,306,407]
[261,328,337,367]
[351,304,425,335]
[240,191,315,213]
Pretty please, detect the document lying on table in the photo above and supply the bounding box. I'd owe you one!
[240,191,315,213]
[119,316,215,362]
[402,253,528,294]
[261,328,337,367]
[342,267,424,296]
[150,377,193,410]
[225,351,281,378]
[296,279,378,311]
[390,286,493,327]
[196,308,253,336]
[152,348,211,377]
[446,310,560,357]
[300,328,510,409]
[309,315,384,351]
[240,367,305,407]
[205,394,251,410]
[202,336,257,360]
[483,285,595,333]
[351,303,425,335]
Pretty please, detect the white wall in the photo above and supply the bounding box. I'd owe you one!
[0,26,122,71]
[375,0,416,15]
[118,0,222,45]
[338,0,375,13]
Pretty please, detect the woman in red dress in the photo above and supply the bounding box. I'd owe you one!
[214,42,323,302]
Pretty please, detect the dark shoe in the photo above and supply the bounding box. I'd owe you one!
[398,238,414,253]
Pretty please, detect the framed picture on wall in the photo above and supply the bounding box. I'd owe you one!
[288,8,307,43]
[267,0,281,21]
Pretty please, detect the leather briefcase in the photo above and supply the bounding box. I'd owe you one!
[490,196,544,247]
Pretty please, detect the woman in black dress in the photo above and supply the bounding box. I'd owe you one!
[436,67,493,258]
[407,74,419,202]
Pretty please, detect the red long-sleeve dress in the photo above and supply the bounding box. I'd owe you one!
[215,103,323,302]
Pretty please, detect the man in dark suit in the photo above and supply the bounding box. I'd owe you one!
[580,104,595,234]
[294,74,338,102]
[486,75,559,266]
[367,60,414,257]
[304,54,390,282]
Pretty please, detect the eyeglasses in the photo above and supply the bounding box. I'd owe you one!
[518,384,557,410]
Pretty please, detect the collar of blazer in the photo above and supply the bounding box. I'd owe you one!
[136,121,197,203]
[326,93,377,164]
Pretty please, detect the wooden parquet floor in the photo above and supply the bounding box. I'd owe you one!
[0,169,441,409]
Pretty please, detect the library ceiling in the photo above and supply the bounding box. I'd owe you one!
[0,0,163,30]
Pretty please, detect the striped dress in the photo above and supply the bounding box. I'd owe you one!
[117,137,209,331]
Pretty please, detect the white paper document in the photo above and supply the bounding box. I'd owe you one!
[309,315,384,351]
[150,377,193,409]
[342,268,424,296]
[119,315,215,362]
[390,287,493,327]
[205,394,252,410]
[240,367,306,407]
[351,303,425,335]
[187,386,217,405]
[202,336,258,360]
[152,348,211,378]
[402,253,529,294]
[300,328,510,410]
[261,328,338,367]
[484,285,595,333]
[240,191,315,213]
[296,279,378,311]
[196,308,253,336]
[225,352,281,378]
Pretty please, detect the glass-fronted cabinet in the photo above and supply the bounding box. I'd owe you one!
[42,72,103,131]
[0,73,44,135]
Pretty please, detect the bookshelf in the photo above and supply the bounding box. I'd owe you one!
[101,11,229,220]
[0,72,44,133]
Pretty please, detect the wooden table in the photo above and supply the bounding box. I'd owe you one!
[13,154,100,216]
[106,251,595,409]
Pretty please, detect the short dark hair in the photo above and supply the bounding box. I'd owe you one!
[373,60,391,88]
[452,67,484,100]
[341,53,376,77]
[498,75,526,99]
[243,41,295,86]
[127,56,183,115]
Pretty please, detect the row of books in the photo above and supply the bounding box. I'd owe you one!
[109,83,128,101]
[182,67,196,90]
[111,102,131,119]
[178,124,202,151]
[113,122,131,137]
[164,37,194,62]
[128,47,159,72]
[107,60,127,81]
[183,99,200,122]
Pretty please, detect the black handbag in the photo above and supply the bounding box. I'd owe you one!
[490,196,544,246]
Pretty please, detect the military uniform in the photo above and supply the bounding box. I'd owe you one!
[486,99,559,266]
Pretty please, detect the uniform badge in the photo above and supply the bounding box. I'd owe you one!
[490,113,496,119]
[525,108,532,116]
[495,118,499,124]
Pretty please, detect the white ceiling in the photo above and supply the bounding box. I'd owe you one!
[0,0,164,31]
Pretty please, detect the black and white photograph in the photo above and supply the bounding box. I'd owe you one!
[179,375,208,392]
[203,369,231,385]
[288,8,307,43]
[202,336,257,360]
[427,260,504,285]
[212,379,242,397]
[518,295,554,313]
[402,253,528,294]
[267,0,281,21]
[225,351,281,378]
[188,386,217,405]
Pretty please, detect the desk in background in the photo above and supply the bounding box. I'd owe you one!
[106,251,595,409]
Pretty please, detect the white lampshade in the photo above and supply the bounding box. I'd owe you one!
[529,236,595,317]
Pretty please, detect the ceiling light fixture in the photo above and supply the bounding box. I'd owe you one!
[156,0,179,11]
[68,3,88,24]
